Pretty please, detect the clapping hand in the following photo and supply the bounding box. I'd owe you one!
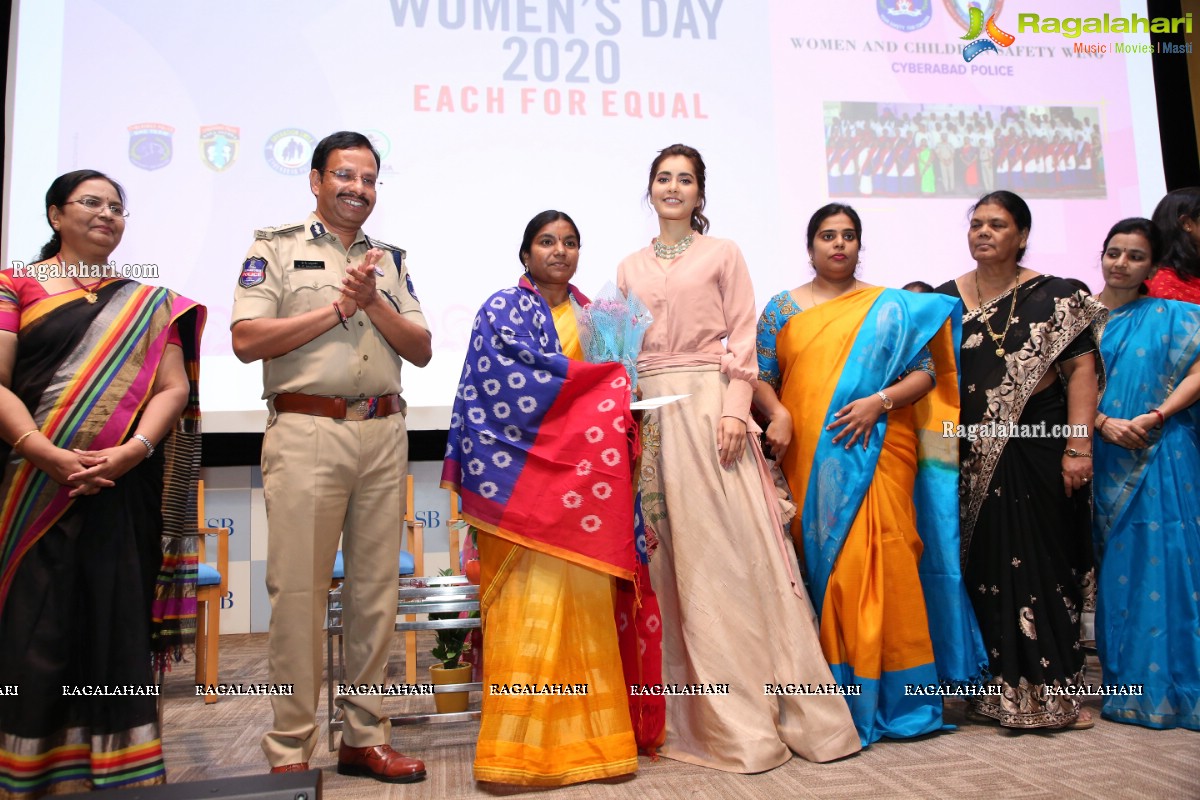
[342,248,383,310]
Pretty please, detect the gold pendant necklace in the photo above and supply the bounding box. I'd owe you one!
[70,275,99,304]
[975,269,1019,357]
[58,254,100,303]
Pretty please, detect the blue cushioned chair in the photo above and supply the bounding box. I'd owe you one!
[195,481,230,704]
[331,549,416,581]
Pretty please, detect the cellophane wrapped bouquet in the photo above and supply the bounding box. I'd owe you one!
[576,283,653,390]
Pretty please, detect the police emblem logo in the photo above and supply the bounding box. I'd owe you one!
[128,122,174,171]
[200,124,240,172]
[239,257,267,288]
[310,220,327,239]
[878,0,932,32]
[405,272,420,302]
[264,128,317,176]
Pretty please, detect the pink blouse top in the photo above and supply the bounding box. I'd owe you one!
[0,270,181,344]
[617,234,758,421]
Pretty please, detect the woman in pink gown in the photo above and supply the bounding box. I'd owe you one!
[616,144,861,773]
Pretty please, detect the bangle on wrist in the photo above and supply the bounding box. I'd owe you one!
[1065,447,1092,459]
[1096,415,1108,432]
[1150,408,1165,428]
[131,433,155,459]
[332,302,349,330]
[12,429,39,454]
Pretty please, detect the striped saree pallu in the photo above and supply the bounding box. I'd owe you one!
[0,279,203,797]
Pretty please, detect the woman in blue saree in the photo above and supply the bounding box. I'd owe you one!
[1093,217,1200,730]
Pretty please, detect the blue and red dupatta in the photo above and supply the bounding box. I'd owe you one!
[441,279,638,579]
[442,277,665,751]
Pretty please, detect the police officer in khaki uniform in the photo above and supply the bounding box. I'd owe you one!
[231,131,431,783]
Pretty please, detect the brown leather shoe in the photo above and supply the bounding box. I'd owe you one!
[337,743,426,783]
[269,763,309,773]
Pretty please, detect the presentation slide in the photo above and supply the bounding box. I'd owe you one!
[2,0,1168,430]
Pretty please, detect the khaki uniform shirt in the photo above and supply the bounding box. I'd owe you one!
[231,212,428,399]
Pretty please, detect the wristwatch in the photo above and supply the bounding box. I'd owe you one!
[877,391,894,411]
[132,433,155,459]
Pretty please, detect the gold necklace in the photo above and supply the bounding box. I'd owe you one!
[810,278,859,307]
[70,276,100,304]
[57,255,101,303]
[975,268,1020,357]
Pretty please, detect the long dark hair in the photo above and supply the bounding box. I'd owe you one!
[969,190,1032,263]
[36,170,127,262]
[646,144,709,234]
[1151,187,1200,281]
[518,210,581,268]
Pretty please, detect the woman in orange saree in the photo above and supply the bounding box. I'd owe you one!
[442,211,645,786]
[755,204,986,746]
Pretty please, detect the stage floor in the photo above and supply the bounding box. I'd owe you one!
[159,633,1198,799]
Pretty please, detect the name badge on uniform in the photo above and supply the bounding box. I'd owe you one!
[310,221,327,239]
[239,257,267,288]
[294,260,325,270]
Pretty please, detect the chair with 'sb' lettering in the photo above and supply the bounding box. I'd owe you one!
[194,480,230,704]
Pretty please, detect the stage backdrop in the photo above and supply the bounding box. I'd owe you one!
[3,0,1170,431]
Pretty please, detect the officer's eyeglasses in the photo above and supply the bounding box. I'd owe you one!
[65,196,130,218]
[322,170,381,189]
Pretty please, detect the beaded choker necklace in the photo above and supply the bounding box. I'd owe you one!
[653,234,695,260]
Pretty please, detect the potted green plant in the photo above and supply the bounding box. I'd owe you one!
[428,570,479,713]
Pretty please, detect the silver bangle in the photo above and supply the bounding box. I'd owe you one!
[132,433,155,459]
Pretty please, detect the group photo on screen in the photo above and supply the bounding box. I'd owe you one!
[823,101,1106,200]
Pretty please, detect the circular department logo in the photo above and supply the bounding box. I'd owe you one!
[877,1,933,33]
[128,122,174,171]
[363,129,392,161]
[264,128,316,175]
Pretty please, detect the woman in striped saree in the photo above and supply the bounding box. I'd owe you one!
[0,171,204,798]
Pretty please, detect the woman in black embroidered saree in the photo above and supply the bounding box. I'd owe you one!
[937,191,1104,729]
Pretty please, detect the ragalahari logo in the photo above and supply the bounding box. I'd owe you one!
[960,4,1015,61]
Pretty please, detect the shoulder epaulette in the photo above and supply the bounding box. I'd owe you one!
[254,223,305,240]
[365,235,406,257]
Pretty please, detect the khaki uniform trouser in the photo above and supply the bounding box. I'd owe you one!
[259,412,407,766]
